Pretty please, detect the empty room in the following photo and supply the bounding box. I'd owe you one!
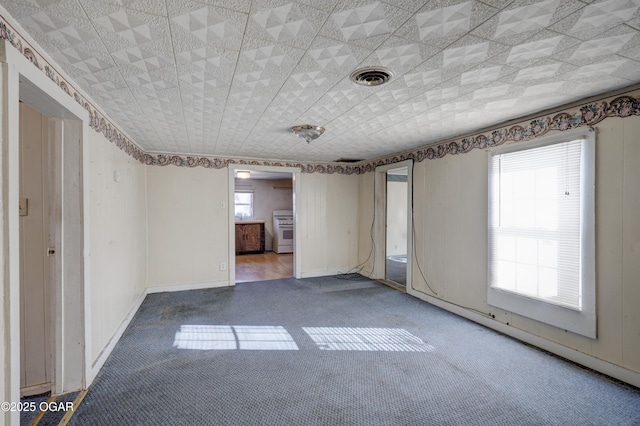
[1,0,639,425]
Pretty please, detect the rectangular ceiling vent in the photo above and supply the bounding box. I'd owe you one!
[333,158,363,163]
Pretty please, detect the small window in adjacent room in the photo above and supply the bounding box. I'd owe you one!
[487,129,596,338]
[234,191,253,219]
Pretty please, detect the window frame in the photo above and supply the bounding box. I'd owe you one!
[234,190,254,219]
[487,128,596,338]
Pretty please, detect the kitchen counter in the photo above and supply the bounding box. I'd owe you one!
[235,219,265,224]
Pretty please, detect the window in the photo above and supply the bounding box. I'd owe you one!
[487,129,596,338]
[234,191,253,219]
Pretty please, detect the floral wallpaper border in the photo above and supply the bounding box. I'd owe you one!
[2,14,640,175]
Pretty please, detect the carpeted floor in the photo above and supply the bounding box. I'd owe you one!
[70,275,640,425]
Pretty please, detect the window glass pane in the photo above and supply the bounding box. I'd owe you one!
[234,192,253,218]
[490,139,582,309]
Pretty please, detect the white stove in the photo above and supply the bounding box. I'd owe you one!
[273,210,293,254]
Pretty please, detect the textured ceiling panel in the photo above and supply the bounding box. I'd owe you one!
[3,0,640,162]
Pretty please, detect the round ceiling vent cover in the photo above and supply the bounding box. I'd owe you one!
[350,66,394,86]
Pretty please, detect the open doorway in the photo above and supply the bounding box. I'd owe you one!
[3,41,90,420]
[228,166,301,284]
[385,167,409,288]
[374,160,413,291]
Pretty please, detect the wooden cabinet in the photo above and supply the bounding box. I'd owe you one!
[235,222,265,254]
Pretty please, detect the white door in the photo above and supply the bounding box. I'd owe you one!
[19,102,54,397]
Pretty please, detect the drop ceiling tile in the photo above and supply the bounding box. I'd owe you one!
[302,36,371,77]
[51,42,114,74]
[247,1,327,50]
[124,65,178,91]
[83,67,129,93]
[179,71,230,92]
[510,61,564,83]
[111,45,173,72]
[113,0,168,17]
[550,0,640,40]
[318,0,413,50]
[169,2,247,51]
[6,0,640,162]
[369,37,440,76]
[395,0,498,49]
[21,11,98,49]
[91,7,172,53]
[459,64,502,85]
[403,69,442,89]
[486,31,579,69]
[177,45,237,76]
[556,26,640,65]
[1,1,42,19]
[471,0,582,46]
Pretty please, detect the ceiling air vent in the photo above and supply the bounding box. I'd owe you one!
[334,158,363,163]
[350,66,394,86]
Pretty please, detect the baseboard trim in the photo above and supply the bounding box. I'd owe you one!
[90,288,147,380]
[90,280,231,381]
[407,288,640,389]
[146,280,230,294]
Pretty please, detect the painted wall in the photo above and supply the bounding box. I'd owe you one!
[88,131,147,364]
[408,116,640,376]
[234,178,293,251]
[357,172,375,277]
[146,166,229,288]
[298,172,359,277]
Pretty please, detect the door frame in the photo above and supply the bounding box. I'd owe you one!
[1,40,91,425]
[227,164,301,285]
[374,160,413,289]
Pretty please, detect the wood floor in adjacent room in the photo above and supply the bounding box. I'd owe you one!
[236,251,293,282]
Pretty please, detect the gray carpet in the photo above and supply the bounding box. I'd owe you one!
[71,275,640,425]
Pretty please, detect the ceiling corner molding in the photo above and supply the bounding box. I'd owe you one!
[359,89,640,172]
[141,152,367,175]
[0,14,145,162]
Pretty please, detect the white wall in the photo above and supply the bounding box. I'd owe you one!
[298,172,360,277]
[146,166,229,288]
[147,168,361,285]
[88,131,147,364]
[357,172,375,277]
[408,116,640,377]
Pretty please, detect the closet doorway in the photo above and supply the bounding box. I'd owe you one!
[374,160,413,291]
[385,167,409,288]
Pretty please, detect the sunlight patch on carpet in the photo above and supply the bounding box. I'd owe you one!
[303,327,434,352]
[173,325,299,350]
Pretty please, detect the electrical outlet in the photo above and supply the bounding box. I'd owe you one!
[220,262,226,271]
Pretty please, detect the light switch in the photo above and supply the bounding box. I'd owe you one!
[113,170,121,182]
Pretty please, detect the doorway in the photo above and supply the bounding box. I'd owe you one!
[19,102,54,397]
[228,165,302,285]
[3,41,90,421]
[374,160,413,291]
[385,167,409,288]
[233,170,294,282]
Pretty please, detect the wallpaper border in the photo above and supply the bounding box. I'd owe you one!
[2,13,639,175]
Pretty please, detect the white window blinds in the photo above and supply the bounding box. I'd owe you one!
[489,139,582,309]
